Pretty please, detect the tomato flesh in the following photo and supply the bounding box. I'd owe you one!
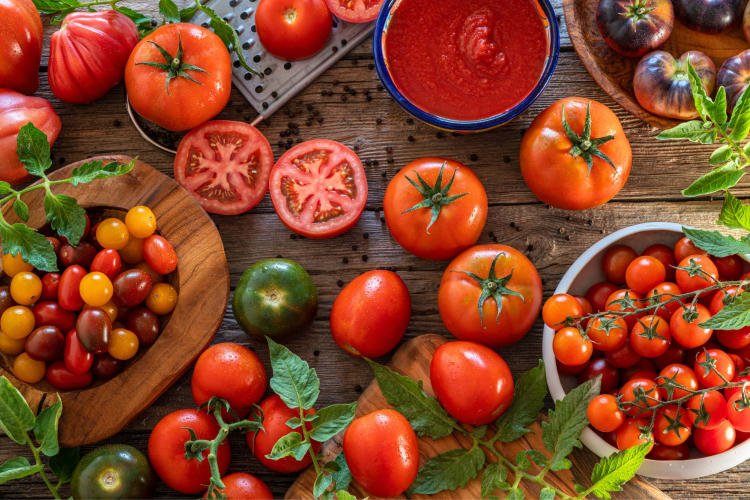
[325,0,384,22]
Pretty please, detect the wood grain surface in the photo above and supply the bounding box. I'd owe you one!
[287,334,670,500]
[2,0,750,498]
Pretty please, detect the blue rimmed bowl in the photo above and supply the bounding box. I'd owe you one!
[372,0,560,133]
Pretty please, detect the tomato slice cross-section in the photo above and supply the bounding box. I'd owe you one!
[269,139,368,238]
[325,0,384,22]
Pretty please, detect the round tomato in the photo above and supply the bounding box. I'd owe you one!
[626,256,666,295]
[670,304,713,349]
[256,0,332,60]
[694,348,735,388]
[49,11,138,103]
[620,378,661,417]
[588,314,628,352]
[676,254,719,294]
[0,89,61,185]
[687,390,727,430]
[622,358,657,382]
[174,120,274,215]
[728,391,750,432]
[586,281,619,312]
[694,419,735,455]
[605,289,645,329]
[673,236,706,262]
[642,243,676,281]
[191,343,267,418]
[430,341,514,425]
[553,327,593,367]
[125,23,231,132]
[438,244,541,348]
[325,0,383,22]
[587,393,624,433]
[0,0,42,94]
[602,245,637,284]
[646,281,684,320]
[711,287,750,350]
[269,139,367,238]
[542,293,583,330]
[615,418,654,452]
[656,363,697,399]
[606,340,642,369]
[148,409,230,494]
[654,405,691,446]
[343,409,418,498]
[579,357,620,393]
[715,254,744,280]
[648,442,690,461]
[71,444,155,500]
[209,473,272,500]
[630,314,671,358]
[331,270,410,357]
[383,158,487,260]
[520,97,632,210]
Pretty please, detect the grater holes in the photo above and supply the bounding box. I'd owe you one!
[271,91,278,98]
[255,85,264,93]
[201,22,209,28]
[253,54,261,63]
[229,0,238,5]
[264,67,272,75]
[233,60,240,68]
[244,73,253,80]
[284,62,292,70]
[251,24,257,32]
[240,11,249,19]
[332,46,338,53]
[341,39,347,47]
[242,41,251,50]
[262,102,269,109]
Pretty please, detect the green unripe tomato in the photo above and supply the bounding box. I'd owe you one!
[71,444,155,499]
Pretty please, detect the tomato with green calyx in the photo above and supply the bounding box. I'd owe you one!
[542,293,583,330]
[596,0,673,57]
[587,394,625,433]
[71,444,155,499]
[233,259,317,339]
[383,158,487,260]
[620,377,661,417]
[630,314,671,358]
[656,363,697,399]
[438,244,542,348]
[688,390,727,430]
[616,417,654,452]
[553,327,593,367]
[654,405,691,446]
[670,303,712,348]
[694,348,735,388]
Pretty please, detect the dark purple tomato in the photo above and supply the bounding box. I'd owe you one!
[674,0,742,33]
[32,301,76,333]
[596,0,673,57]
[46,360,93,390]
[64,330,94,375]
[718,49,750,113]
[634,50,716,119]
[0,286,13,317]
[126,307,160,345]
[40,273,61,301]
[58,265,87,311]
[59,241,97,269]
[112,269,152,307]
[46,237,62,255]
[92,353,124,379]
[25,326,65,362]
[76,307,112,353]
[90,249,122,279]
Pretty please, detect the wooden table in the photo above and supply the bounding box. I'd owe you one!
[1,1,748,498]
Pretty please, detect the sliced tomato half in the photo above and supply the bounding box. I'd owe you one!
[269,139,367,238]
[325,0,384,23]
[174,120,274,215]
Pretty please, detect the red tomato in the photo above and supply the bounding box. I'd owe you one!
[331,270,410,357]
[249,395,320,473]
[579,358,619,393]
[256,0,332,60]
[191,343,267,418]
[694,348,735,388]
[621,358,657,382]
[63,330,93,375]
[670,304,713,349]
[620,378,661,417]
[325,0,383,22]
[585,281,619,312]
[711,287,750,350]
[542,293,583,330]
[208,473,272,500]
[653,343,686,369]
[269,139,367,238]
[32,301,76,333]
[58,265,87,311]
[694,419,735,456]
[0,89,61,185]
[343,409,418,498]
[430,341,514,425]
[587,393,624,432]
[575,295,593,316]
[656,363,697,399]
[383,158,487,260]
[688,390,727,430]
[648,442,690,460]
[174,121,274,215]
[148,409,230,494]
[40,273,61,301]
[673,236,706,262]
[59,241,97,269]
[48,11,138,103]
[604,289,645,329]
[0,0,42,94]
[715,254,744,281]
[641,244,676,281]
[602,245,637,284]
[438,244,542,348]
[143,235,177,275]
[730,353,745,373]
[727,390,750,432]
[725,374,750,400]
[625,256,666,295]
[45,360,92,390]
[553,327,593,367]
[646,281,684,320]
[629,314,671,358]
[654,405,691,446]
[616,418,654,452]
[587,314,628,352]
[675,254,718,293]
[557,359,588,375]
[606,341,642,369]
[90,249,122,280]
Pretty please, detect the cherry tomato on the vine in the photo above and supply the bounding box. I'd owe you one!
[670,304,713,349]
[620,378,661,417]
[694,348,735,388]
[626,256,666,295]
[605,289,645,329]
[694,419,735,455]
[656,363,697,399]
[630,314,671,358]
[642,244,676,281]
[585,281,619,312]
[616,418,654,452]
[673,236,706,262]
[687,390,727,430]
[553,327,593,367]
[675,254,719,293]
[579,358,620,393]
[542,294,583,330]
[646,281,684,320]
[602,245,637,284]
[587,394,624,432]
[654,406,691,446]
[587,314,628,352]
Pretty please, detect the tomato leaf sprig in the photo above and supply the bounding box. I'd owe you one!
[0,123,134,272]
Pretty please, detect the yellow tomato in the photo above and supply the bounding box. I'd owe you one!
[145,283,178,315]
[2,253,32,277]
[13,353,46,383]
[1,306,35,339]
[10,271,42,305]
[125,205,157,238]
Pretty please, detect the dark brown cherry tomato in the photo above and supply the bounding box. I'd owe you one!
[46,236,62,255]
[579,358,619,393]
[40,273,61,301]
[634,50,716,119]
[32,301,76,333]
[64,330,93,375]
[90,249,122,279]
[25,326,65,361]
[92,353,124,379]
[674,0,743,33]
[714,254,744,281]
[76,307,112,353]
[718,49,750,113]
[673,236,707,262]
[642,244,676,281]
[622,357,657,381]
[586,282,620,312]
[58,241,97,269]
[58,265,87,311]
[127,307,160,345]
[0,286,12,317]
[596,0,673,57]
[46,360,93,390]
[602,245,637,284]
[653,343,686,368]
[606,340,642,368]
[143,235,177,275]
[112,269,152,307]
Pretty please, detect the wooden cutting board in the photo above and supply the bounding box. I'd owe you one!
[286,334,670,499]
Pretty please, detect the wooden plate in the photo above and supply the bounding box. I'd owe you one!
[0,156,229,447]
[564,0,749,129]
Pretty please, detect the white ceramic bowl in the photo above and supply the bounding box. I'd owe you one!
[542,222,750,479]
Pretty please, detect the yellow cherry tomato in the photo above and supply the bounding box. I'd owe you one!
[135,262,163,283]
[10,271,42,305]
[1,306,35,339]
[125,205,157,239]
[145,283,178,315]
[108,328,139,360]
[2,253,33,277]
[119,237,144,265]
[100,302,119,323]
[96,218,130,250]
[79,272,114,307]
[0,331,25,355]
[13,352,46,383]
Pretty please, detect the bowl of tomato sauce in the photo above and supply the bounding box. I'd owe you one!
[373,0,559,132]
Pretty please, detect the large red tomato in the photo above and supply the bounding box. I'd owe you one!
[383,158,488,260]
[343,409,418,498]
[520,97,632,210]
[0,0,42,94]
[209,473,273,500]
[0,89,62,185]
[438,244,542,347]
[49,11,139,103]
[125,23,231,132]
[148,409,230,494]
[256,0,332,60]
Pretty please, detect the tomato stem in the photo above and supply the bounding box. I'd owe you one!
[560,103,616,174]
[135,34,208,96]
[401,161,469,234]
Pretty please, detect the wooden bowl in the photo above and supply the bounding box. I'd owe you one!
[0,156,229,447]
[564,0,750,129]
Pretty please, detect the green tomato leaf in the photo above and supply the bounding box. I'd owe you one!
[0,457,42,485]
[159,0,179,23]
[196,3,259,76]
[335,491,356,500]
[12,199,28,222]
[313,472,333,499]
[481,462,510,497]
[44,193,86,247]
[540,487,556,500]
[700,293,750,330]
[31,0,83,15]
[179,5,199,21]
[265,431,310,461]
[0,182,13,196]
[286,417,303,429]
[408,446,485,495]
[33,395,62,457]
[0,377,35,445]
[719,191,750,232]
[682,162,744,197]
[69,159,135,187]
[730,87,750,141]
[495,360,547,443]
[708,145,733,165]
[683,226,750,257]
[656,120,717,144]
[0,222,57,271]
[588,443,650,499]
[366,358,457,439]
[309,402,356,442]
[330,452,351,491]
[707,86,728,125]
[687,61,709,121]
[113,6,153,37]
[16,123,51,177]
[267,337,320,410]
[48,447,80,484]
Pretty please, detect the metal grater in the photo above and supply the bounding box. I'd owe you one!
[192,0,375,123]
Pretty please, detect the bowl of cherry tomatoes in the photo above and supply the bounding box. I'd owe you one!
[542,222,750,479]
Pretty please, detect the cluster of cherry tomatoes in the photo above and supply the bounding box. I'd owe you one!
[0,205,178,390]
[544,234,750,459]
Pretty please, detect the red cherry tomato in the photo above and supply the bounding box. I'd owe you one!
[616,418,654,452]
[673,236,707,262]
[654,405,692,446]
[620,378,661,417]
[542,294,583,330]
[587,314,628,352]
[646,281,684,320]
[711,287,750,350]
[694,419,735,456]
[625,256,666,295]
[126,307,160,345]
[648,442,690,460]
[602,245,637,284]
[90,249,123,279]
[40,273,61,301]
[205,473,272,500]
[694,348,735,388]
[605,289,645,329]
[728,390,750,432]
[676,254,719,293]
[143,235,177,275]
[729,353,746,373]
[46,236,62,255]
[587,394,624,432]
[670,304,713,349]
[621,358,657,382]
[688,390,728,430]
[606,341,642,369]
[45,360,92,389]
[653,343,686,369]
[715,254,744,281]
[58,265,87,311]
[641,244,676,281]
[64,330,93,375]
[557,359,588,375]
[553,327,593,367]
[574,295,593,316]
[656,363,698,399]
[630,314,671,358]
[725,374,750,400]
[585,282,619,312]
[579,358,619,393]
[32,301,76,333]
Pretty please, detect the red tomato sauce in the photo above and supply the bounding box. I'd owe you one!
[383,0,549,121]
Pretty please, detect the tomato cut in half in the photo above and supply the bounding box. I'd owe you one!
[325,0,384,22]
[269,139,367,238]
[174,120,274,215]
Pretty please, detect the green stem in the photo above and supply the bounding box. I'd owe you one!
[26,435,60,499]
[299,405,322,477]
